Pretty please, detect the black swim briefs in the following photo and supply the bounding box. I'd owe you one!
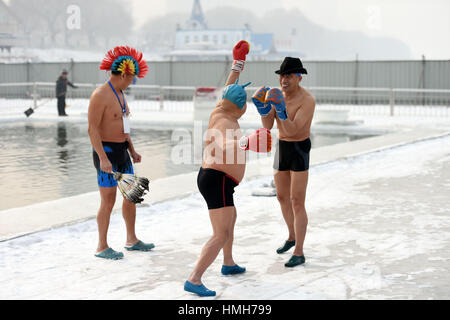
[273,138,311,172]
[197,167,239,210]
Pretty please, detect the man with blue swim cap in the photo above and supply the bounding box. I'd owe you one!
[184,40,272,297]
[222,79,251,110]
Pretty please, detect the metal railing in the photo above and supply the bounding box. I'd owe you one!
[307,87,450,116]
[0,82,449,116]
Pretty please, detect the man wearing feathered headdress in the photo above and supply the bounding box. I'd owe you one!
[88,46,153,260]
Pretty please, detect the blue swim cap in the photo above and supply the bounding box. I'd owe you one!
[222,79,252,109]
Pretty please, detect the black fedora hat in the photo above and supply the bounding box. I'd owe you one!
[275,57,307,75]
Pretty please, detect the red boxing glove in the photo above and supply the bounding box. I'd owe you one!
[239,128,272,153]
[232,40,250,73]
[233,40,250,61]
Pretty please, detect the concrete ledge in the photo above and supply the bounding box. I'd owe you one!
[1,128,448,242]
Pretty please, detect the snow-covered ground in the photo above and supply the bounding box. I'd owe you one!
[1,96,450,299]
[1,133,449,300]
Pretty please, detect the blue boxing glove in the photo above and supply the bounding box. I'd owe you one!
[251,86,272,117]
[266,88,287,120]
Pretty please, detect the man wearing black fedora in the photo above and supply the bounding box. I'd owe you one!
[252,57,315,268]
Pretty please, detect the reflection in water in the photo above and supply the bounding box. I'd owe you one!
[310,133,372,147]
[0,121,375,211]
[56,122,68,147]
[56,122,69,166]
[311,133,350,147]
[25,124,35,135]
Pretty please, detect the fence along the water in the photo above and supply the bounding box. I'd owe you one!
[0,82,449,117]
[1,59,449,89]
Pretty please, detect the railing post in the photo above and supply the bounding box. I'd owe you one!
[389,89,395,116]
[159,86,164,111]
[33,82,37,108]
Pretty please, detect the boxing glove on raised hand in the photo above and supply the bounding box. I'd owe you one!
[239,128,272,153]
[251,86,272,117]
[266,88,288,120]
[232,40,250,73]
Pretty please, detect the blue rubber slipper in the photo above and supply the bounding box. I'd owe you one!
[184,281,216,297]
[94,248,124,260]
[221,264,246,275]
[124,240,155,251]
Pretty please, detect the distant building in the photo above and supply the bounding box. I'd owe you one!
[173,0,253,53]
[0,0,24,51]
[170,0,297,60]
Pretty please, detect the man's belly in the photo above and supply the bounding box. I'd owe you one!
[278,127,310,142]
[100,122,127,142]
[202,163,246,183]
[278,134,310,142]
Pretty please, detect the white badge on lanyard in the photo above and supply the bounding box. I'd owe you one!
[123,115,131,134]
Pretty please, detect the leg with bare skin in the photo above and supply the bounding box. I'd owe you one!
[94,187,124,260]
[221,207,246,275]
[274,170,296,254]
[185,206,236,296]
[96,187,117,253]
[285,170,309,267]
[222,206,237,266]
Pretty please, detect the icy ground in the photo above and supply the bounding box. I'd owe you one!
[0,134,449,300]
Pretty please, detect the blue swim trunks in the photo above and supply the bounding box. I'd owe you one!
[92,141,134,187]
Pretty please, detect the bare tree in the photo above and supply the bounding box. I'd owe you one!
[9,0,67,47]
[9,0,134,49]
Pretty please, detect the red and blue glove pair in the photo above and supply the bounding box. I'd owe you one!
[252,87,288,120]
[251,86,272,117]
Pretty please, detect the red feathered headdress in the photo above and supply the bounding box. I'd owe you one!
[100,46,149,78]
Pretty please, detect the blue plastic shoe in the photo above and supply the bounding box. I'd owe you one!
[221,264,246,275]
[184,281,216,297]
[94,248,124,260]
[124,240,155,251]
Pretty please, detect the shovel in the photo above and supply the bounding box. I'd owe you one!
[24,98,52,117]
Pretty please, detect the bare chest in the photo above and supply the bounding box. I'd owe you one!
[103,95,130,121]
[285,97,303,119]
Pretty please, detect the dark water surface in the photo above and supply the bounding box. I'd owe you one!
[0,121,374,211]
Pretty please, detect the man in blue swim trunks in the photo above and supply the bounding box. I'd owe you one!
[88,46,154,260]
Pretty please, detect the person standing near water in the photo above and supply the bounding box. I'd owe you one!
[56,69,78,116]
[88,46,154,260]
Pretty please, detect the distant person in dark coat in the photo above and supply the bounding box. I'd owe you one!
[56,69,78,116]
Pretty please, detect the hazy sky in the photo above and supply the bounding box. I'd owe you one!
[130,0,450,59]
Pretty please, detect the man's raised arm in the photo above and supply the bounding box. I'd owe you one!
[225,40,250,86]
